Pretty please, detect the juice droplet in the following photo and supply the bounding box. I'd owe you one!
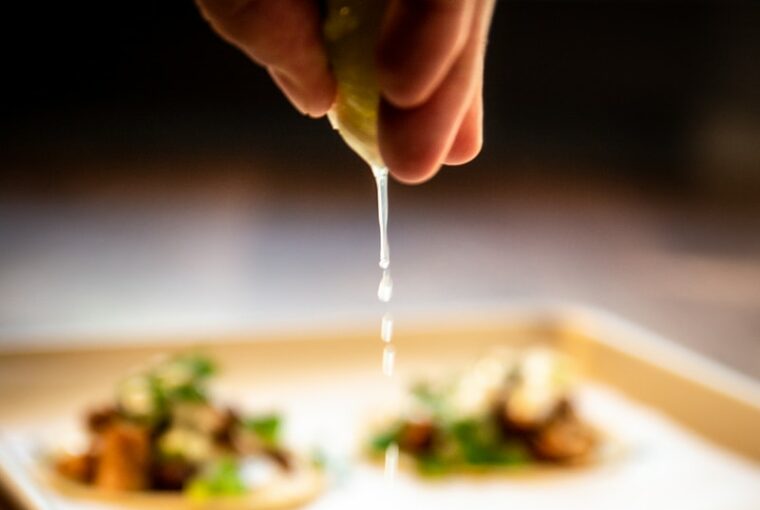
[377,269,393,303]
[381,313,394,343]
[382,344,396,377]
[383,442,399,481]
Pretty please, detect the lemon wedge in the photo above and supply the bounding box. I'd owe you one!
[323,0,387,168]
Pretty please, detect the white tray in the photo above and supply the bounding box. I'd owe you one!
[1,305,759,509]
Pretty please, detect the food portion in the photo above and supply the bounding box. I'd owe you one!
[53,353,322,506]
[368,348,601,475]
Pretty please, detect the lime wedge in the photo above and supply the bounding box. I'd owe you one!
[323,0,387,168]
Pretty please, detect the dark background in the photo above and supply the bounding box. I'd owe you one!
[0,2,759,380]
[2,1,759,197]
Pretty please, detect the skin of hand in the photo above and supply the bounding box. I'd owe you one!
[196,0,496,184]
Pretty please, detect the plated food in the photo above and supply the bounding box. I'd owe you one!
[50,353,323,508]
[2,311,756,510]
[367,348,603,475]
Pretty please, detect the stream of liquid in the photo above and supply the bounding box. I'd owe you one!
[372,165,393,303]
[372,165,399,479]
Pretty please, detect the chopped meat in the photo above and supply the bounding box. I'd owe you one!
[94,421,151,491]
[232,427,265,456]
[213,408,240,449]
[264,447,293,471]
[151,458,197,491]
[55,453,95,484]
[398,419,435,454]
[86,406,119,434]
[529,410,597,463]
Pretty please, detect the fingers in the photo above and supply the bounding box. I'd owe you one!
[378,36,477,183]
[196,0,335,117]
[376,0,475,108]
[198,0,494,182]
[379,0,493,184]
[444,88,483,166]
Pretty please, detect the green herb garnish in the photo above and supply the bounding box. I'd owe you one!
[369,424,401,453]
[118,353,217,423]
[185,457,246,501]
[244,414,282,446]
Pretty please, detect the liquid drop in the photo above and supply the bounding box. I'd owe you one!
[382,344,396,377]
[383,442,399,482]
[377,269,393,303]
[380,313,394,343]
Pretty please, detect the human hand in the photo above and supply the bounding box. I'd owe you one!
[196,0,495,183]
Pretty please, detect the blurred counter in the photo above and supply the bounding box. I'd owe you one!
[1,162,758,379]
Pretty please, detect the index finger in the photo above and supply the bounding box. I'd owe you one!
[197,0,336,117]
